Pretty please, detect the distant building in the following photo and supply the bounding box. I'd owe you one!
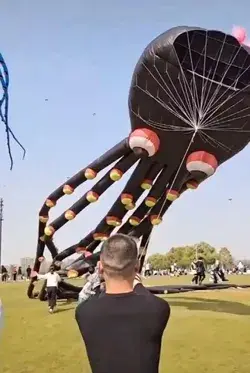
[9,264,14,274]
[20,257,35,272]
[39,260,51,274]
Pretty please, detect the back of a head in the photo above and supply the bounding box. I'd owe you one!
[49,266,55,274]
[100,234,138,279]
[88,266,95,274]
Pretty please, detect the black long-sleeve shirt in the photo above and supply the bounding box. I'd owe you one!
[196,259,205,274]
[75,284,170,373]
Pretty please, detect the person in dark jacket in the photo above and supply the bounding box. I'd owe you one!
[1,266,8,282]
[17,266,23,280]
[75,234,170,373]
[192,257,206,285]
[12,267,17,281]
[26,265,31,280]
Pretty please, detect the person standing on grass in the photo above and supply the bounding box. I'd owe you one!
[144,261,152,277]
[32,266,61,313]
[192,257,206,285]
[75,234,170,373]
[26,265,31,280]
[191,260,198,284]
[78,266,101,305]
[1,266,8,282]
[12,266,17,281]
[17,266,23,280]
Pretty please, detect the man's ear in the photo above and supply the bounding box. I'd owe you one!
[97,261,104,274]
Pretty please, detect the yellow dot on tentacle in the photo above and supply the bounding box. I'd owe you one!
[45,199,56,208]
[121,193,133,205]
[129,216,141,226]
[65,210,76,220]
[141,179,153,190]
[86,191,99,203]
[150,215,162,226]
[110,168,123,181]
[44,226,55,236]
[84,168,97,180]
[166,189,179,202]
[106,216,122,226]
[93,233,109,241]
[145,196,157,207]
[39,216,49,223]
[186,180,199,189]
[67,270,79,278]
[63,184,74,195]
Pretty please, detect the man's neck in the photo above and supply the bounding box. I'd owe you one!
[105,279,134,294]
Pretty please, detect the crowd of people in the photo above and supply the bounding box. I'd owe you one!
[1,265,31,282]
[143,258,248,284]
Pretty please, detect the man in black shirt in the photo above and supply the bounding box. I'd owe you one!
[75,234,170,373]
[26,265,31,280]
[193,257,206,285]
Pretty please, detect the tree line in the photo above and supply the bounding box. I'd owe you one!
[147,242,234,270]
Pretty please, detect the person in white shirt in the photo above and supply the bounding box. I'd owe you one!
[32,266,61,313]
[237,261,244,274]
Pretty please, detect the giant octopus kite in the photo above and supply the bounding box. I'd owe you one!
[28,25,250,299]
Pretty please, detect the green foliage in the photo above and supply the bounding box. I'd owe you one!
[148,254,170,270]
[195,242,219,265]
[219,247,234,268]
[147,242,231,270]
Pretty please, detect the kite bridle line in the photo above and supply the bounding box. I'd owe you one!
[0,53,26,169]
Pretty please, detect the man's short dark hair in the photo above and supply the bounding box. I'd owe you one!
[100,234,138,278]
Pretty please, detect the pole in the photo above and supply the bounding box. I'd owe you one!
[195,243,198,261]
[0,198,3,270]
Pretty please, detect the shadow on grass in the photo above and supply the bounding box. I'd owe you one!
[55,306,75,313]
[58,300,76,306]
[165,296,250,316]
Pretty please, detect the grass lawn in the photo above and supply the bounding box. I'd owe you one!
[1,275,250,373]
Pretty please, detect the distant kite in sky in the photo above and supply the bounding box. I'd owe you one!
[0,54,26,169]
[28,25,250,300]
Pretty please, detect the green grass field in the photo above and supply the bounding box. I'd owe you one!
[1,275,250,373]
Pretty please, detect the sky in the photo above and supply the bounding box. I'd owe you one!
[1,0,250,264]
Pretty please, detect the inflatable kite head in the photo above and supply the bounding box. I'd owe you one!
[29,26,250,300]
[129,26,250,170]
